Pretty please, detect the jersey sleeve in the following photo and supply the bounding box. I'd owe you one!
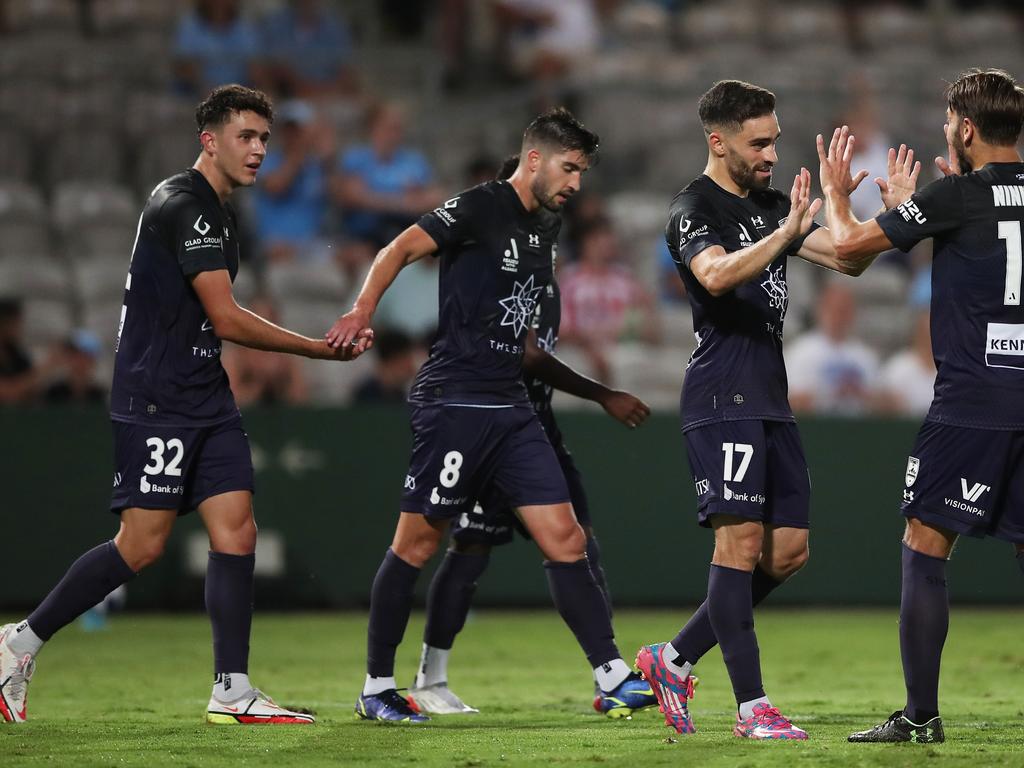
[787,219,821,256]
[416,185,488,252]
[666,194,723,269]
[876,175,964,252]
[161,193,229,277]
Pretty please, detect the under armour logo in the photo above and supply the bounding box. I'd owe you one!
[528,234,540,246]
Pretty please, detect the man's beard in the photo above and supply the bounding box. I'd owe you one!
[531,176,565,211]
[952,132,972,174]
[728,154,772,191]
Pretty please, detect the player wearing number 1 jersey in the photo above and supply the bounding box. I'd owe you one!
[827,69,1024,745]
[0,86,369,726]
[635,80,914,741]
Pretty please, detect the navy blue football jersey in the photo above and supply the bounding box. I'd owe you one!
[110,169,240,426]
[666,175,818,432]
[411,180,560,405]
[525,279,562,439]
[877,162,1024,429]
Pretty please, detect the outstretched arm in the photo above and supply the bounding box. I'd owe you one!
[192,270,369,360]
[522,330,651,428]
[690,168,821,296]
[325,224,438,349]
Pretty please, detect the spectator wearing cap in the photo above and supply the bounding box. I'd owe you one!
[44,330,106,405]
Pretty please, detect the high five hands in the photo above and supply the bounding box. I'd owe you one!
[816,125,921,209]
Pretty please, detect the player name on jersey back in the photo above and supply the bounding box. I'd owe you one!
[877,162,1024,429]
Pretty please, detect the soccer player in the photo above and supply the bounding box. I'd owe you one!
[327,109,650,723]
[824,69,1024,745]
[634,80,917,740]
[406,157,655,719]
[0,85,370,725]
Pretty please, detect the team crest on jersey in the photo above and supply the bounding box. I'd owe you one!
[760,264,788,319]
[905,456,920,487]
[498,274,544,336]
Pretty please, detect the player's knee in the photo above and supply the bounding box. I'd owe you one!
[209,517,258,555]
[766,545,809,580]
[541,520,586,562]
[124,534,169,571]
[394,535,440,568]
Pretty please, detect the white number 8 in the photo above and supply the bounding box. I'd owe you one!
[439,450,463,488]
[144,437,185,476]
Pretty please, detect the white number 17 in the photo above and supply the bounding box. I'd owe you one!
[999,220,1022,306]
[722,442,753,483]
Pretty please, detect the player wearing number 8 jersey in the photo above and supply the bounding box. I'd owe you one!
[827,69,1024,745]
[635,80,914,741]
[327,109,649,724]
[0,85,370,726]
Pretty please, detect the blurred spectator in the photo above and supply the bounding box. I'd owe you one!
[842,79,892,223]
[173,0,260,97]
[353,330,419,404]
[0,299,62,405]
[250,100,334,264]
[465,153,502,186]
[493,0,602,82]
[43,330,106,405]
[258,0,359,99]
[372,256,439,346]
[786,281,881,415]
[878,310,935,416]
[221,297,308,407]
[333,102,443,251]
[559,217,661,382]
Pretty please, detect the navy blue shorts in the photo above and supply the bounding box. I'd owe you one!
[900,421,1024,543]
[401,404,571,520]
[684,419,810,529]
[110,416,254,515]
[451,441,590,546]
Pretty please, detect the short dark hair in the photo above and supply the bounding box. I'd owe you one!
[698,80,776,133]
[522,107,599,162]
[195,85,274,134]
[496,153,520,180]
[946,68,1024,146]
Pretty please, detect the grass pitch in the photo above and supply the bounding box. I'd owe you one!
[1,609,1022,767]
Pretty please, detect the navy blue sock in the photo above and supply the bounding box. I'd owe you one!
[544,558,620,668]
[671,565,781,665]
[27,541,136,641]
[206,551,255,674]
[367,548,421,677]
[900,544,948,723]
[706,564,765,705]
[586,536,613,620]
[423,550,490,649]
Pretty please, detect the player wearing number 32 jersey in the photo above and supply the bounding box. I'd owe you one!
[831,69,1024,745]
[0,86,369,726]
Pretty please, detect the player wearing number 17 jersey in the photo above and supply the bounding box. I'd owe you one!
[827,69,1024,745]
[635,80,912,741]
[0,86,368,726]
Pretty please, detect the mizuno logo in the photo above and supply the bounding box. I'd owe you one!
[193,216,211,235]
[960,478,991,502]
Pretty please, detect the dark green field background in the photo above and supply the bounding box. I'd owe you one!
[1,406,1019,609]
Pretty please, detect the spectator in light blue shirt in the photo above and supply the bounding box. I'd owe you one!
[250,100,334,264]
[333,102,443,250]
[173,0,259,97]
[259,0,359,98]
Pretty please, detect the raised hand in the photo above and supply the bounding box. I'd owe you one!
[781,167,823,241]
[816,125,869,198]
[935,123,961,177]
[875,143,921,209]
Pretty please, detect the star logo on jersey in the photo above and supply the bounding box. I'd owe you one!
[537,326,557,353]
[193,215,211,236]
[498,275,544,337]
[760,264,788,319]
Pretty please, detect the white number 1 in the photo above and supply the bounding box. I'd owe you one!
[999,220,1022,306]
